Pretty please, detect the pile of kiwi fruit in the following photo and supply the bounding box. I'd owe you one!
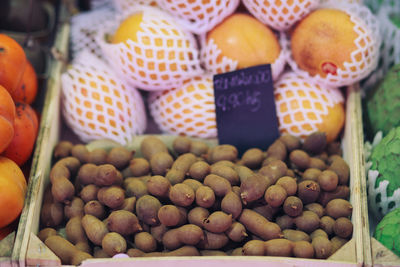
[39,132,353,265]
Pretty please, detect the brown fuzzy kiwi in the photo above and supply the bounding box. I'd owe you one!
[151,224,169,243]
[45,235,92,265]
[188,207,210,227]
[328,157,349,185]
[232,186,241,197]
[197,231,229,250]
[141,136,169,160]
[265,184,288,208]
[106,147,132,169]
[221,191,242,219]
[207,145,238,164]
[95,164,120,186]
[77,163,98,185]
[238,209,282,240]
[65,217,90,253]
[136,195,162,225]
[276,214,295,230]
[38,228,58,242]
[169,183,195,207]
[107,210,142,235]
[80,184,100,203]
[146,175,171,198]
[97,186,125,209]
[252,204,280,221]
[294,211,320,234]
[150,152,174,176]
[162,224,204,250]
[298,180,321,204]
[310,229,329,240]
[331,236,348,254]
[293,241,314,258]
[188,161,210,181]
[203,174,231,197]
[240,173,271,205]
[134,232,157,253]
[258,160,288,184]
[71,144,89,163]
[233,165,254,184]
[320,216,336,235]
[226,221,248,242]
[325,199,353,219]
[318,170,339,192]
[210,164,240,185]
[84,200,106,219]
[87,148,108,165]
[158,205,181,227]
[283,229,311,242]
[173,136,191,155]
[203,211,233,233]
[304,203,325,218]
[264,239,294,257]
[51,176,75,204]
[102,232,127,256]
[241,148,264,169]
[266,140,287,161]
[276,176,297,196]
[279,134,301,152]
[53,141,73,159]
[125,178,148,198]
[289,150,311,170]
[195,186,215,208]
[166,153,197,185]
[283,196,303,217]
[81,214,108,246]
[145,246,201,257]
[64,197,84,219]
[302,168,322,182]
[309,157,327,170]
[333,217,353,238]
[41,201,64,228]
[302,132,327,155]
[93,247,111,258]
[119,197,136,213]
[190,141,209,157]
[312,236,332,259]
[318,186,350,206]
[127,248,146,257]
[182,179,203,192]
[126,158,150,177]
[230,247,244,256]
[242,240,265,256]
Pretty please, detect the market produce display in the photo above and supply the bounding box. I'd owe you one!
[39,133,353,264]
[374,207,400,257]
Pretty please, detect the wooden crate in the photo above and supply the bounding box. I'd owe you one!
[20,13,370,267]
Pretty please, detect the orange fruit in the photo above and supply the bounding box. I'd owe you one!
[274,72,345,143]
[0,85,16,153]
[206,13,281,71]
[3,103,39,166]
[10,61,38,104]
[0,156,27,228]
[0,34,27,94]
[291,9,359,78]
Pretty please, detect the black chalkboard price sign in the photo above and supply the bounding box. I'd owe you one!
[213,64,280,155]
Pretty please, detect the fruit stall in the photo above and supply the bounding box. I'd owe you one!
[0,0,399,266]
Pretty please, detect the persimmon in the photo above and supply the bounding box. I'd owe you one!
[0,220,17,241]
[0,34,27,94]
[0,156,26,228]
[11,61,38,104]
[3,103,38,166]
[0,85,16,153]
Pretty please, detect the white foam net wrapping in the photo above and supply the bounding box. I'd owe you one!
[285,2,381,88]
[98,5,204,91]
[362,5,400,91]
[113,0,158,16]
[365,132,400,220]
[61,51,147,145]
[70,7,115,60]
[156,0,240,34]
[90,0,113,9]
[242,0,319,31]
[200,32,287,82]
[148,75,217,139]
[274,71,344,141]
